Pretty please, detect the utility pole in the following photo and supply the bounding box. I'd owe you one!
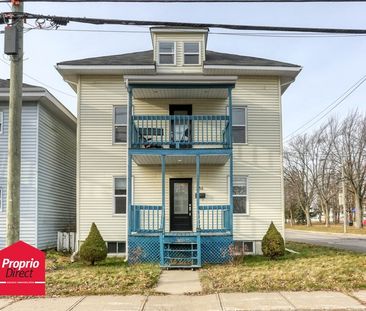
[6,0,24,246]
[341,160,347,234]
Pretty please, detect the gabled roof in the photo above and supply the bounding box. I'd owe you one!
[57,50,300,68]
[0,79,43,89]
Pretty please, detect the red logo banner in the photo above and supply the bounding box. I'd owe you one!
[0,241,45,296]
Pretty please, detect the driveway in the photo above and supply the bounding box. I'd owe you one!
[286,229,366,253]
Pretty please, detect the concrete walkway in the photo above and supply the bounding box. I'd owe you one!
[155,270,202,294]
[0,291,365,310]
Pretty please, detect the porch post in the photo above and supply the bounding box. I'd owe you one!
[128,86,133,149]
[128,154,132,235]
[196,155,200,231]
[229,153,234,233]
[228,87,233,148]
[161,155,166,232]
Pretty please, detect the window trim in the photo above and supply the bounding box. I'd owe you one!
[113,105,127,145]
[231,106,248,145]
[0,111,3,135]
[183,42,201,66]
[157,41,176,66]
[113,176,127,216]
[232,175,249,215]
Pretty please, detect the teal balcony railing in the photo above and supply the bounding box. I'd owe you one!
[131,115,230,149]
[198,205,231,233]
[130,205,163,234]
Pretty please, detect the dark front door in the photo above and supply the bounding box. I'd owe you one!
[169,105,192,148]
[170,178,193,231]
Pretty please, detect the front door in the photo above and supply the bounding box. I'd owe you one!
[170,178,193,231]
[169,105,192,148]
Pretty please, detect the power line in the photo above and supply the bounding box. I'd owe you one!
[1,0,366,2]
[284,75,366,142]
[23,27,366,38]
[3,12,366,34]
[0,58,76,98]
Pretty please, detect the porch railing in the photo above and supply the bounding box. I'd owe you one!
[198,205,231,233]
[130,205,163,234]
[131,115,230,149]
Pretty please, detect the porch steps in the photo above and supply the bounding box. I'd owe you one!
[160,234,202,268]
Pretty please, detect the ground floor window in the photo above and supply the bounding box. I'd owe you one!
[107,241,126,254]
[233,241,254,255]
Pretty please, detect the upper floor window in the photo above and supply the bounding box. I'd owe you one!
[184,42,200,65]
[0,111,3,134]
[232,107,247,143]
[114,106,127,143]
[158,42,175,65]
[114,177,127,214]
[233,176,248,214]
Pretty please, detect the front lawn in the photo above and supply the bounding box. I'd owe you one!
[200,242,366,293]
[286,223,366,235]
[46,251,161,296]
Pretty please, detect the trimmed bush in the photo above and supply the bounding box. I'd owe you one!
[262,222,285,259]
[80,223,108,265]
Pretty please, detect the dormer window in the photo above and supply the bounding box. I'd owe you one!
[184,42,200,65]
[158,42,175,65]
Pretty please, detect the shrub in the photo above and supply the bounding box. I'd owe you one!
[262,222,285,259]
[79,223,108,265]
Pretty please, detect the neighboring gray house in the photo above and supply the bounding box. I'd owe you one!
[0,79,76,250]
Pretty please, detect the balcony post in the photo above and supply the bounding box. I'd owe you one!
[128,154,132,235]
[196,155,200,231]
[161,155,166,233]
[228,87,233,148]
[229,153,234,233]
[128,86,133,149]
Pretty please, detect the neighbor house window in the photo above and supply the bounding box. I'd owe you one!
[114,106,127,143]
[233,176,248,214]
[0,111,3,134]
[107,241,126,254]
[114,177,126,214]
[184,42,200,65]
[158,42,175,65]
[232,107,247,143]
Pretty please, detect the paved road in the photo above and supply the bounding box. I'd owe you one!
[286,229,366,253]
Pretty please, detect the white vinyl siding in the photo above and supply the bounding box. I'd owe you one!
[0,104,38,249]
[0,188,3,212]
[78,76,127,244]
[37,105,76,250]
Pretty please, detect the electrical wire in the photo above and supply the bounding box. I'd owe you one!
[1,0,366,2]
[284,75,366,142]
[0,58,76,98]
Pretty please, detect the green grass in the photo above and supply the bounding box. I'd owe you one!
[200,242,366,293]
[286,223,366,235]
[46,251,161,296]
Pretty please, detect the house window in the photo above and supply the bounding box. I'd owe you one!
[114,106,127,143]
[233,176,248,214]
[232,107,247,143]
[233,241,254,255]
[0,111,3,134]
[114,177,126,214]
[184,42,200,65]
[158,42,175,65]
[107,241,126,254]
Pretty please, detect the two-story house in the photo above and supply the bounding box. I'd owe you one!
[0,79,76,249]
[56,27,301,267]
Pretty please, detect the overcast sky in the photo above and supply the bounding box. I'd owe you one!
[1,2,366,140]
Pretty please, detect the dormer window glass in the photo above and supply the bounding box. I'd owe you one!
[158,42,175,65]
[184,42,200,65]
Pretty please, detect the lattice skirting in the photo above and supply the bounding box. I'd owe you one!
[128,235,160,264]
[201,235,233,264]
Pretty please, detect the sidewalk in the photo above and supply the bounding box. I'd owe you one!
[0,291,365,311]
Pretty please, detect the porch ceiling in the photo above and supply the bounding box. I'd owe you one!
[132,88,229,99]
[132,154,229,165]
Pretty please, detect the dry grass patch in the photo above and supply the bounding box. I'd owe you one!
[46,251,160,296]
[200,242,366,293]
[286,224,366,235]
